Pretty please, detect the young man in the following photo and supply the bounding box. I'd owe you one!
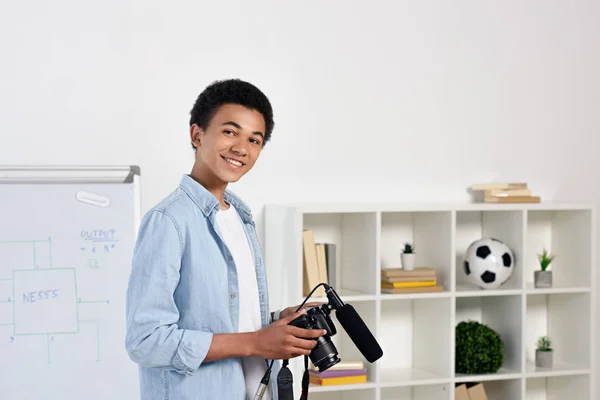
[125,79,325,399]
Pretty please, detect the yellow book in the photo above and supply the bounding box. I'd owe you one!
[309,374,367,386]
[381,280,436,288]
[381,285,444,294]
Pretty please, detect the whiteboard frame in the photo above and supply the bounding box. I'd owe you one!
[0,165,141,184]
[0,164,143,242]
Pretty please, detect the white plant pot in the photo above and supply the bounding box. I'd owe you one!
[401,253,416,270]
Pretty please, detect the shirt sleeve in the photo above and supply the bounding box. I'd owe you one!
[125,209,213,376]
[271,309,282,323]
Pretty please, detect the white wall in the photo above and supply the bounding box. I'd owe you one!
[1,0,599,394]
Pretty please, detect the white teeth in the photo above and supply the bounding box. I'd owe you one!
[225,157,242,167]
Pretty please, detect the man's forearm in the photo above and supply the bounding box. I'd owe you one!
[204,332,257,362]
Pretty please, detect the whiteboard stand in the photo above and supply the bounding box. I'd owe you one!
[0,165,143,400]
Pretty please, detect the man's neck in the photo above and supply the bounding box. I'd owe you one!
[188,166,229,210]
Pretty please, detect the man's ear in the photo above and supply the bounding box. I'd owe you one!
[190,124,203,148]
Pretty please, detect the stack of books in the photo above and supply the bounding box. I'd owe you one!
[309,361,367,386]
[381,267,443,294]
[470,182,541,203]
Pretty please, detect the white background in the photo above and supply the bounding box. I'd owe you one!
[1,0,599,396]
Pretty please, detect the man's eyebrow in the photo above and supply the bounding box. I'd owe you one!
[221,121,264,138]
[221,121,242,129]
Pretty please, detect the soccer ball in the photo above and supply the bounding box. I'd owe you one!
[463,237,514,289]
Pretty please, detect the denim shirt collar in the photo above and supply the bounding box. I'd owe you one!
[178,174,253,223]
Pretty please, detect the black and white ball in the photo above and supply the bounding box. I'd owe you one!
[463,237,514,289]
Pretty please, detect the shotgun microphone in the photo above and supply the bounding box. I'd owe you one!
[335,303,383,362]
[323,285,383,363]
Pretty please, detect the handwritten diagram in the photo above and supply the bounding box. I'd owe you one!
[0,231,118,364]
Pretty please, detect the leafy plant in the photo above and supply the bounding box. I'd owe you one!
[402,242,415,254]
[537,249,555,271]
[455,320,504,374]
[537,336,552,352]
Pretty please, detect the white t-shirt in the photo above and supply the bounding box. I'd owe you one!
[214,203,271,400]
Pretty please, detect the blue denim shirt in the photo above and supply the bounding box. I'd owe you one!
[125,174,280,399]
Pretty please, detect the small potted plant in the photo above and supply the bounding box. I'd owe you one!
[535,336,553,368]
[535,249,554,288]
[401,242,416,271]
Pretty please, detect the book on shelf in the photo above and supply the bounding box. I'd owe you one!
[470,182,541,203]
[309,360,367,386]
[380,267,444,294]
[309,360,364,371]
[483,194,540,203]
[309,374,367,386]
[309,368,367,378]
[381,266,436,278]
[470,182,527,191]
[302,229,336,298]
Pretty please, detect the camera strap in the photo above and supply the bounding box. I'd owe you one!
[299,355,309,400]
[276,359,294,400]
[275,356,311,400]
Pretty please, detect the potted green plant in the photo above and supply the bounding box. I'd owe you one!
[535,249,554,288]
[455,320,504,374]
[401,242,416,270]
[535,336,553,368]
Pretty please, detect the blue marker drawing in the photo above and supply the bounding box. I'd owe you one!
[80,229,118,257]
[0,234,111,364]
[22,289,59,303]
[80,229,118,243]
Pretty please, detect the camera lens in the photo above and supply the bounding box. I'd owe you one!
[310,335,341,372]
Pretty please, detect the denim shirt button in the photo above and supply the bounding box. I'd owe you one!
[231,292,236,299]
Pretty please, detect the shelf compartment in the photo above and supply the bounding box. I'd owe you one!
[381,382,451,400]
[455,210,525,292]
[526,374,590,400]
[455,295,523,377]
[303,212,378,298]
[525,209,592,290]
[302,300,378,394]
[379,297,452,385]
[380,211,452,293]
[329,300,378,380]
[525,292,591,373]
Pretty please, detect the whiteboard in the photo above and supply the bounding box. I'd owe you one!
[0,166,141,400]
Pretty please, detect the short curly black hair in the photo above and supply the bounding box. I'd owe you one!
[189,79,274,150]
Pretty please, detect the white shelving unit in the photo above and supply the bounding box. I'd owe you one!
[263,202,595,400]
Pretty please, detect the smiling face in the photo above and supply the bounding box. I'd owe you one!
[190,103,266,187]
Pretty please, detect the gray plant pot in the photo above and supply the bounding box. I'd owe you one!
[535,350,553,368]
[534,271,552,288]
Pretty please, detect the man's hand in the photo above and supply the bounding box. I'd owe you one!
[250,308,326,360]
[279,302,326,319]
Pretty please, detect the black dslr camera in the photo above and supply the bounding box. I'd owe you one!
[271,284,382,400]
[288,303,340,372]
